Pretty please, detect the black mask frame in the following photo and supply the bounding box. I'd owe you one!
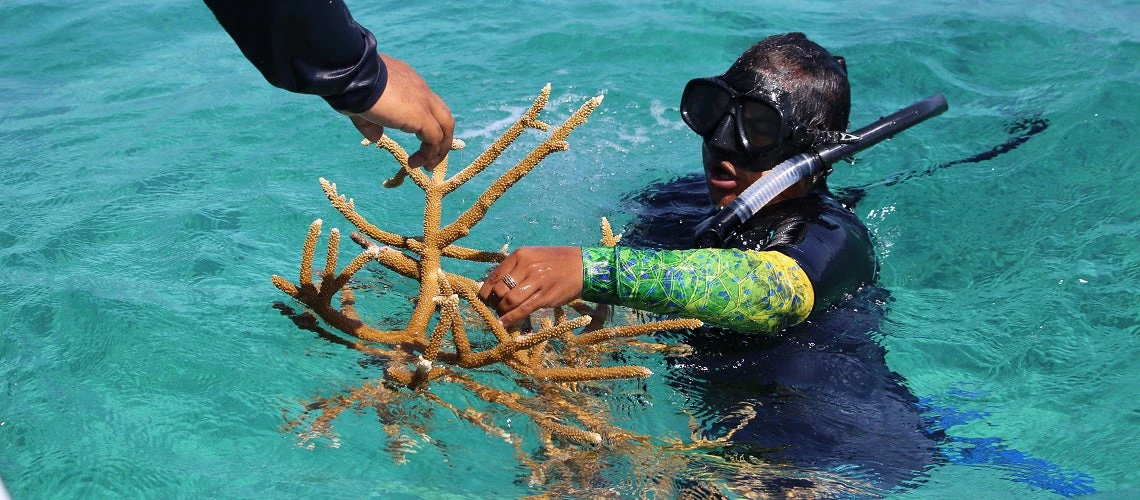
[680,76,859,171]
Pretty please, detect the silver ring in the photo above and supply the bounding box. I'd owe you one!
[502,274,518,289]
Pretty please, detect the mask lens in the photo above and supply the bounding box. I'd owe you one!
[682,81,733,135]
[739,99,783,150]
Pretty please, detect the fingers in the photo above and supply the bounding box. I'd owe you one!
[407,96,454,171]
[477,258,516,304]
[498,289,547,328]
[479,263,545,327]
[478,247,585,328]
[406,129,443,170]
[495,277,538,312]
[487,270,546,328]
[361,54,455,172]
[484,278,522,311]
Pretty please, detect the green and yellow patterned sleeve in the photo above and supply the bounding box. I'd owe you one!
[581,246,814,333]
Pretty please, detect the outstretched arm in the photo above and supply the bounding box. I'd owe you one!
[480,246,814,333]
[204,0,453,169]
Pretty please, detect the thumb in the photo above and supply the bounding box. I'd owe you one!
[350,115,385,142]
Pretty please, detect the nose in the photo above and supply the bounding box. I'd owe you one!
[707,112,742,153]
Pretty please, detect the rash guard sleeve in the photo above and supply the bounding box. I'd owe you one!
[204,0,387,113]
[581,247,814,333]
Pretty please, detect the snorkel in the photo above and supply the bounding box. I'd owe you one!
[693,94,949,248]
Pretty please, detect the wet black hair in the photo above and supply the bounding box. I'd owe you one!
[723,32,851,134]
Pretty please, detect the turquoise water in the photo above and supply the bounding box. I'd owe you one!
[2,0,1138,497]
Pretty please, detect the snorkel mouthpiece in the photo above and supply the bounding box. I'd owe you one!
[694,152,819,248]
[694,94,949,248]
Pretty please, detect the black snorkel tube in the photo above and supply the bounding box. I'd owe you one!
[693,94,949,248]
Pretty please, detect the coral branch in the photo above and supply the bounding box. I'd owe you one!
[321,178,411,249]
[600,217,622,246]
[300,219,321,287]
[570,318,704,346]
[371,135,430,190]
[322,228,340,280]
[461,315,592,369]
[443,84,553,193]
[533,365,654,382]
[439,95,604,246]
[439,245,507,263]
[274,85,707,490]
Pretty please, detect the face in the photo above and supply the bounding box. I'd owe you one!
[691,72,810,207]
[702,142,770,207]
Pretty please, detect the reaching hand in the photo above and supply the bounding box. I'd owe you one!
[348,54,455,170]
[478,247,585,328]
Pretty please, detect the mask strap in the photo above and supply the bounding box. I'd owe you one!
[833,56,847,74]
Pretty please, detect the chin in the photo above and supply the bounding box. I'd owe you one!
[711,193,735,208]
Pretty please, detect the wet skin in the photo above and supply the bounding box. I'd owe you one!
[702,140,812,208]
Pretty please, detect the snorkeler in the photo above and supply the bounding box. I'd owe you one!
[204,0,454,170]
[479,32,944,489]
[478,32,876,333]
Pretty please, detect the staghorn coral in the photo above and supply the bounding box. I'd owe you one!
[271,85,868,498]
[274,84,702,452]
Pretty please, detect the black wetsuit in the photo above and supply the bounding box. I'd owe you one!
[204,0,387,113]
[623,173,938,491]
[724,186,877,310]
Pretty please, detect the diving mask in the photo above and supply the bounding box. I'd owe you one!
[680,76,859,170]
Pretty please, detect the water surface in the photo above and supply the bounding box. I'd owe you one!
[1,0,1137,497]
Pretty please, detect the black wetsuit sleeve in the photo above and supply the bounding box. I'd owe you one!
[204,0,388,113]
[726,193,877,311]
[770,209,876,309]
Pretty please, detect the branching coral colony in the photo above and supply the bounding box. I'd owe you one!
[272,85,874,497]
[273,85,704,457]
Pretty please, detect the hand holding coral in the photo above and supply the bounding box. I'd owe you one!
[478,246,585,328]
[348,54,454,170]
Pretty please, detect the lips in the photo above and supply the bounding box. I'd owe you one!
[707,160,739,192]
